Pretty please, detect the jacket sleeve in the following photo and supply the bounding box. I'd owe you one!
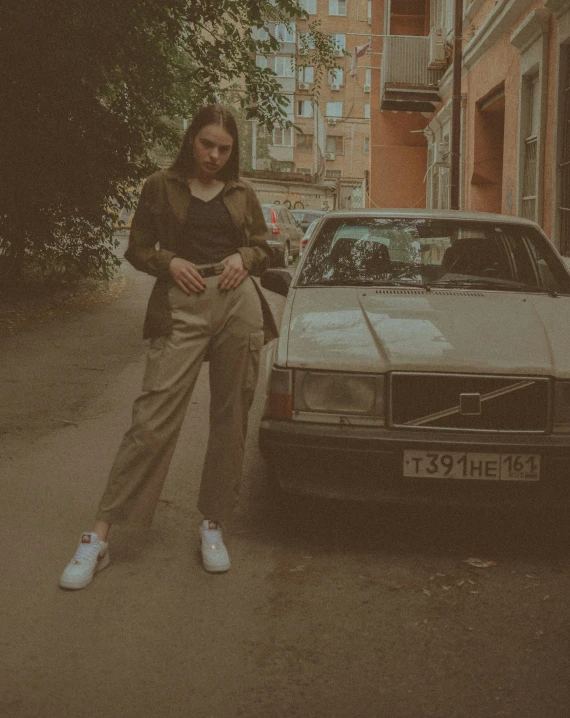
[237,185,272,277]
[124,177,176,279]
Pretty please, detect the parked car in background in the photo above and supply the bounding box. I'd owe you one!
[261,204,304,268]
[259,208,570,508]
[291,209,327,232]
[299,217,324,257]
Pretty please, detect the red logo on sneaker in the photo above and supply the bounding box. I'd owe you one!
[81,534,92,544]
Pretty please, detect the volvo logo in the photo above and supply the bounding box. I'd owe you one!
[460,393,482,416]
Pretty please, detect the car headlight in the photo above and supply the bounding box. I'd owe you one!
[294,370,384,421]
[553,381,570,433]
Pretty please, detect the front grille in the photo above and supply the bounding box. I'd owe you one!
[390,373,549,433]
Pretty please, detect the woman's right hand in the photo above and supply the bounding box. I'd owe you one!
[169,257,206,294]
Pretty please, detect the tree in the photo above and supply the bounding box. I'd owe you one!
[0,0,337,288]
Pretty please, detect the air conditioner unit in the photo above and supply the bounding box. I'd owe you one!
[327,117,337,125]
[333,49,344,57]
[325,153,336,161]
[363,84,371,93]
[428,26,447,68]
[330,83,340,91]
[298,82,310,90]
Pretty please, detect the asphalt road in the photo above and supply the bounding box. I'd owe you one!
[1,249,570,718]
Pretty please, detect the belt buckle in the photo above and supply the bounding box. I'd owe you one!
[198,263,223,279]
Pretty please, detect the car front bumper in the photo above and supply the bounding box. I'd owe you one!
[259,419,570,506]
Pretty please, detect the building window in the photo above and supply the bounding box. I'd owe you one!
[297,100,314,118]
[298,32,315,51]
[330,33,346,51]
[326,102,343,117]
[300,0,317,13]
[521,74,539,222]
[365,68,371,87]
[274,56,295,77]
[328,68,344,86]
[296,167,312,175]
[272,127,294,146]
[325,169,342,178]
[364,136,370,155]
[297,133,313,151]
[298,66,315,83]
[329,0,347,16]
[255,27,269,41]
[326,135,344,154]
[275,23,295,43]
[364,103,370,119]
[256,56,268,69]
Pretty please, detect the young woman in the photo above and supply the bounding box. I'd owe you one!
[60,105,278,588]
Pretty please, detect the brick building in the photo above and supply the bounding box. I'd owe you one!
[252,0,373,209]
[369,0,570,254]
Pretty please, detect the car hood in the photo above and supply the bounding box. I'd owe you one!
[285,287,570,376]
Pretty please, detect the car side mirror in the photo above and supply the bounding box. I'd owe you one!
[261,269,291,297]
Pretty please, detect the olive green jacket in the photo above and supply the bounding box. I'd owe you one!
[124,168,279,342]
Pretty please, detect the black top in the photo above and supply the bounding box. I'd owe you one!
[177,191,239,264]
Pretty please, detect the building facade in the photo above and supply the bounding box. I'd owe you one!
[370,0,570,254]
[252,0,373,209]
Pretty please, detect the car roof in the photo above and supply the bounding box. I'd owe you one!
[321,208,540,227]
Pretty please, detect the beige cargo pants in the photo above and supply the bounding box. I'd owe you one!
[96,275,265,525]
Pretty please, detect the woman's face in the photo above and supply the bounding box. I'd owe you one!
[192,123,234,180]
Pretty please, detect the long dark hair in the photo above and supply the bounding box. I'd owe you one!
[170,105,240,181]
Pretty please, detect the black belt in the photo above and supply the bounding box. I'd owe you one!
[195,262,224,278]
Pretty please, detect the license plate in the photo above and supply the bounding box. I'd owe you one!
[403,451,540,481]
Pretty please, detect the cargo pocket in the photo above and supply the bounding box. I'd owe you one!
[142,335,168,392]
[244,330,265,396]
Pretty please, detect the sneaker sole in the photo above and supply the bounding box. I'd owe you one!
[59,552,111,590]
[202,559,230,573]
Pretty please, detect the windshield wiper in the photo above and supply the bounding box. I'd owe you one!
[431,277,559,298]
[305,278,431,290]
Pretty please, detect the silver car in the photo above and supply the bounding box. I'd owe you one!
[261,204,303,268]
[259,209,570,507]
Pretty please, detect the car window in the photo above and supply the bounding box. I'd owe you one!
[286,209,297,225]
[262,206,272,223]
[298,218,570,294]
[303,218,320,238]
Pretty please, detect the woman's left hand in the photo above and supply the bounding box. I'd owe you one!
[219,252,249,290]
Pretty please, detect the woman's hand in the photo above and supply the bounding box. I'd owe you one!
[219,252,249,290]
[169,257,206,294]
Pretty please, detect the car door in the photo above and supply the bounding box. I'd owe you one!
[283,208,303,255]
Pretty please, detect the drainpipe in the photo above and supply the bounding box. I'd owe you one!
[450,0,464,209]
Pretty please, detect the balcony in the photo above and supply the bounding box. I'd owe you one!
[381,35,445,112]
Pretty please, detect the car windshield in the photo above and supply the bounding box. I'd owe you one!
[297,217,570,294]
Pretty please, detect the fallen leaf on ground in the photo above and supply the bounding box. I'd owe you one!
[464,558,496,568]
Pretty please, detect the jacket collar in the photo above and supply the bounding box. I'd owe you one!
[162,167,246,193]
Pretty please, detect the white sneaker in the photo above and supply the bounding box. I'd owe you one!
[200,520,230,573]
[59,532,110,590]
